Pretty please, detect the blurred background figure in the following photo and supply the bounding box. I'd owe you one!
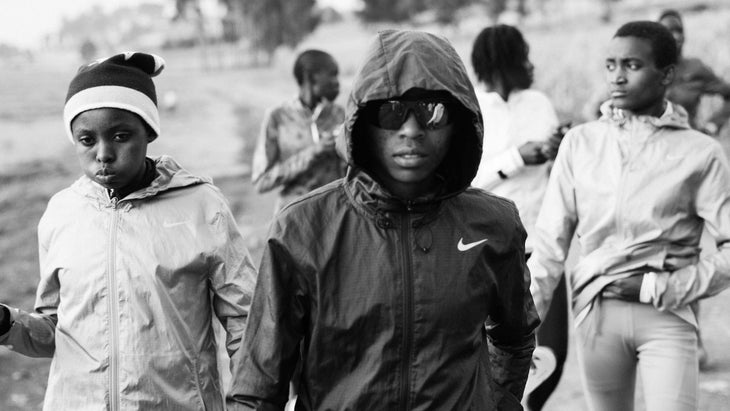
[251,49,346,213]
[470,24,569,411]
[658,8,730,136]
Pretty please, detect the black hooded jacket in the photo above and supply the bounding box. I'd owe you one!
[233,29,539,411]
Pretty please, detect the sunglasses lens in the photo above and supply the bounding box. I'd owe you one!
[367,100,452,130]
[416,101,450,129]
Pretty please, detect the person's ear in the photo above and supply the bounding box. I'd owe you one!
[660,64,675,85]
[147,133,158,143]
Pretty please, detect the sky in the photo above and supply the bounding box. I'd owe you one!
[0,0,360,50]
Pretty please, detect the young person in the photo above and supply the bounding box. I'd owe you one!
[231,29,539,410]
[529,21,730,410]
[584,9,730,136]
[470,24,568,411]
[251,49,346,213]
[0,52,257,410]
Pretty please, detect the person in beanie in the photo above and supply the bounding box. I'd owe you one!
[0,52,257,410]
[231,29,539,410]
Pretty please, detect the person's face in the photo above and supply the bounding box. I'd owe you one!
[659,15,684,53]
[367,108,453,199]
[605,36,672,116]
[71,108,155,192]
[310,58,340,102]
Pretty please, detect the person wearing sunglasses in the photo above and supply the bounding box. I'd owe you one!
[231,29,539,410]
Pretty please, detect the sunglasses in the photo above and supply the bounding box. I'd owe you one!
[364,99,452,130]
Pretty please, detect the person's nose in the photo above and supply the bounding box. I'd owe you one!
[398,112,425,139]
[609,67,626,85]
[96,140,115,164]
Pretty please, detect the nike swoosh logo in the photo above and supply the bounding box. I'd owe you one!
[457,238,488,251]
[163,221,190,229]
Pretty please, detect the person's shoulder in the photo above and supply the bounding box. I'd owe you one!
[278,178,347,218]
[512,88,556,114]
[457,188,520,222]
[516,88,551,103]
[680,57,716,78]
[666,126,724,152]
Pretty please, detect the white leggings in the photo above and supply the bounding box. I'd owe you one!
[575,299,698,411]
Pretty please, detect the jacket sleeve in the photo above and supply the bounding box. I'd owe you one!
[204,198,258,408]
[227,220,306,411]
[251,107,322,194]
[0,225,58,357]
[486,204,540,406]
[527,132,579,320]
[650,144,730,310]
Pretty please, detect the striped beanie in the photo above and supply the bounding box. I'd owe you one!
[63,52,165,142]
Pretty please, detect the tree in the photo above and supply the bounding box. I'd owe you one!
[358,0,428,23]
[427,0,476,25]
[175,0,321,64]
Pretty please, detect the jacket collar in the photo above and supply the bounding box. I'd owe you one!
[599,99,690,130]
[72,155,209,206]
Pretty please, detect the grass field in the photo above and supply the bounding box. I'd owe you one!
[1,1,729,409]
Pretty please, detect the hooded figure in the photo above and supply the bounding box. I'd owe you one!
[233,29,539,410]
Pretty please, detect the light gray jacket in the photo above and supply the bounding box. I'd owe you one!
[529,102,730,325]
[1,156,256,410]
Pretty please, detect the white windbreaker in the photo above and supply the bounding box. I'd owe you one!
[528,102,730,326]
[0,156,256,410]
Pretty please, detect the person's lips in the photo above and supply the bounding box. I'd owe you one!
[95,168,116,182]
[393,150,427,167]
[611,90,627,98]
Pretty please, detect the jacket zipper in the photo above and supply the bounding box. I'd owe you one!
[399,210,414,410]
[107,197,121,411]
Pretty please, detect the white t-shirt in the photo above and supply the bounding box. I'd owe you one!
[472,88,559,252]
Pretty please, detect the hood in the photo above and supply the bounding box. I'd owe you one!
[598,99,691,129]
[72,155,210,202]
[339,29,483,196]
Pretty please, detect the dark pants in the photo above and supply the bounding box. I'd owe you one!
[527,274,569,410]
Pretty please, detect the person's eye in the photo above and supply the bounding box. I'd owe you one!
[605,62,616,71]
[113,132,130,141]
[77,135,94,146]
[628,63,640,70]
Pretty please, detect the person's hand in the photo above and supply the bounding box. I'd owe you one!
[602,275,643,301]
[541,122,571,161]
[519,141,548,165]
[313,130,338,157]
[700,122,719,137]
[0,305,6,324]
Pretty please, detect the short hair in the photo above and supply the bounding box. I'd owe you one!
[658,9,682,23]
[614,21,678,69]
[293,49,335,85]
[471,24,532,92]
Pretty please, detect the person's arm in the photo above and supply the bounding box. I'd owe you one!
[527,132,579,320]
[698,63,730,134]
[486,206,539,407]
[0,234,59,357]
[643,144,730,310]
[251,108,333,194]
[202,196,258,410]
[472,92,559,190]
[227,219,306,411]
